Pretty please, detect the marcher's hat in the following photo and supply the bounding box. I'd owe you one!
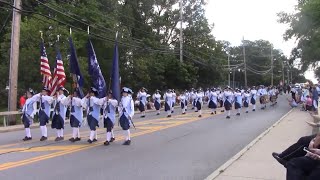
[28,88,35,95]
[122,87,133,94]
[58,86,69,94]
[90,87,99,96]
[42,87,50,93]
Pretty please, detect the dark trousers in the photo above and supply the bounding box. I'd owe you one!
[280,135,316,161]
[286,156,320,180]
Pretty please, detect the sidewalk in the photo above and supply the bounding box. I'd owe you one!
[206,108,313,180]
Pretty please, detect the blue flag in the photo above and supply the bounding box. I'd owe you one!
[69,37,84,98]
[110,38,121,101]
[87,39,107,98]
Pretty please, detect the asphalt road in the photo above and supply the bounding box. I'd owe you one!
[0,95,292,180]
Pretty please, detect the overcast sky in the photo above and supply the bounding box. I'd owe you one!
[205,0,316,82]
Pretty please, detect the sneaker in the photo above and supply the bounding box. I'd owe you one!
[104,141,110,146]
[123,140,131,145]
[110,137,115,142]
[40,136,47,141]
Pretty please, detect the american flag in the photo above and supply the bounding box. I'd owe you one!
[40,42,52,89]
[50,47,66,96]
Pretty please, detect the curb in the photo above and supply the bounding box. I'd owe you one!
[204,108,294,180]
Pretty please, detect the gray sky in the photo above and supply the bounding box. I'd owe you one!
[205,0,316,82]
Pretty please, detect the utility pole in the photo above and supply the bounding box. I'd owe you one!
[8,0,22,125]
[282,60,285,85]
[179,0,183,63]
[228,54,230,86]
[270,45,273,86]
[242,37,247,87]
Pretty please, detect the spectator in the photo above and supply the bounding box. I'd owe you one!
[312,86,319,112]
[19,93,26,109]
[305,95,313,111]
[287,97,298,108]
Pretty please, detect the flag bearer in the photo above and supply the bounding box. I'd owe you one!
[234,88,243,116]
[119,87,135,145]
[21,88,37,141]
[164,89,173,117]
[208,88,218,115]
[66,89,83,142]
[103,91,118,146]
[33,87,54,141]
[82,87,105,143]
[52,87,69,141]
[137,87,147,118]
[153,90,161,115]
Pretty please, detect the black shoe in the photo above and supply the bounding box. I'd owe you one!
[182,112,186,114]
[236,113,240,116]
[55,137,61,141]
[226,116,230,119]
[214,111,217,114]
[171,111,174,113]
[23,136,32,141]
[40,136,47,141]
[141,115,145,118]
[75,137,81,141]
[272,152,286,166]
[253,109,256,112]
[246,111,248,113]
[87,139,93,143]
[110,137,115,142]
[156,113,160,115]
[221,110,225,112]
[195,111,198,112]
[198,115,202,117]
[69,137,75,142]
[104,141,110,146]
[123,140,131,145]
[93,138,97,142]
[167,115,171,118]
[211,112,214,115]
[60,137,64,141]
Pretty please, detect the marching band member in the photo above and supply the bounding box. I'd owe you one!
[179,93,187,114]
[103,91,118,146]
[224,86,233,119]
[119,87,135,145]
[21,88,37,141]
[184,90,189,112]
[152,90,161,115]
[258,85,267,110]
[243,90,251,113]
[196,88,204,117]
[164,89,173,117]
[82,87,105,144]
[171,89,176,113]
[137,87,147,118]
[33,87,54,141]
[234,88,243,116]
[190,88,196,110]
[218,88,225,112]
[208,88,218,115]
[66,89,83,142]
[250,86,257,111]
[52,87,69,141]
